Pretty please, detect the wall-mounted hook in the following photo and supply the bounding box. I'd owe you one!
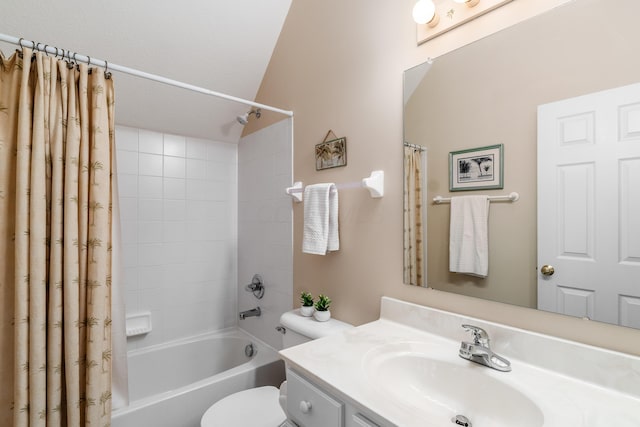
[245,274,264,299]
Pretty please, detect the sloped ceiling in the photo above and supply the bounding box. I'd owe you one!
[0,0,292,142]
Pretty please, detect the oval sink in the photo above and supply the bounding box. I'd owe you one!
[363,342,544,427]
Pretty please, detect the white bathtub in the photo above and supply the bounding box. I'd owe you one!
[112,328,285,427]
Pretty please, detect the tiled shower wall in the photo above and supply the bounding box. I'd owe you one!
[237,119,293,350]
[115,126,238,350]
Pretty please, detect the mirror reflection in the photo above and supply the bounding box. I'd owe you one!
[403,0,640,328]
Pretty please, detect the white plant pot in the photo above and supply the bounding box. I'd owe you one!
[300,305,315,317]
[313,310,331,322]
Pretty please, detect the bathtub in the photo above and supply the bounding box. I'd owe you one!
[112,328,285,427]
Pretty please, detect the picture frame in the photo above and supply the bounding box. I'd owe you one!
[449,144,503,191]
[315,137,347,170]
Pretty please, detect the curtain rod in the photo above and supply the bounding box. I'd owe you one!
[404,142,426,151]
[0,33,294,118]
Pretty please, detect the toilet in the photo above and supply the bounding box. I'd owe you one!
[200,309,353,427]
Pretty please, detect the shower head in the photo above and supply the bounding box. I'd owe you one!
[236,108,261,125]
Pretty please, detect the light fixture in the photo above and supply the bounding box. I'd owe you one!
[453,0,480,7]
[412,0,439,27]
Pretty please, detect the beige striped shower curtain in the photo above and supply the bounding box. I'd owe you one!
[0,47,115,426]
[403,146,424,286]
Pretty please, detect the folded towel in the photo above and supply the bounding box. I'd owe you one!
[449,195,490,277]
[302,183,339,255]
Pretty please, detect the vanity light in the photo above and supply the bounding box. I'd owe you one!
[454,0,481,7]
[412,0,440,27]
[414,0,512,45]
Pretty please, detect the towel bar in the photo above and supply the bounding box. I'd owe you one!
[285,170,384,202]
[433,192,519,204]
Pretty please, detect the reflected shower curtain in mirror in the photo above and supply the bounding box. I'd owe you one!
[0,48,115,426]
[403,147,424,286]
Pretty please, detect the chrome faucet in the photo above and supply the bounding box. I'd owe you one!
[239,307,261,319]
[459,324,511,372]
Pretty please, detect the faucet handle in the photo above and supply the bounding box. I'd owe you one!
[462,324,490,346]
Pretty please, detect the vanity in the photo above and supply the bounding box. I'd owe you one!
[279,297,640,426]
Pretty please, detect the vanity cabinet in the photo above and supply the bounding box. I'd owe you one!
[285,368,389,427]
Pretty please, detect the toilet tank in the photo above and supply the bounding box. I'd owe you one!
[279,309,353,348]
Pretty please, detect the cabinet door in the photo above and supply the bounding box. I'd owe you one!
[286,369,344,427]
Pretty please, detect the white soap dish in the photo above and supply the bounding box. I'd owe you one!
[126,311,152,337]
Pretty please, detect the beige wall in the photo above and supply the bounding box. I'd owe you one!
[248,0,640,356]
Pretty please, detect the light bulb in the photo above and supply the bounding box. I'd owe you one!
[412,0,436,24]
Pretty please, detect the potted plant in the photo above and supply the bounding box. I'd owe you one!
[300,291,315,317]
[313,294,331,322]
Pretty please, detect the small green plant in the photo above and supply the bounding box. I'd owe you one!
[300,291,314,307]
[314,294,331,312]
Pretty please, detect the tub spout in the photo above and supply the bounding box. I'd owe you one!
[239,307,261,319]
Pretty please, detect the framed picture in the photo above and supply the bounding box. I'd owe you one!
[449,144,503,191]
[315,137,347,170]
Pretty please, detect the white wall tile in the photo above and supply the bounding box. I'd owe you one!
[163,178,185,200]
[237,120,293,349]
[115,126,139,152]
[163,200,186,222]
[163,222,186,243]
[120,221,138,245]
[138,266,165,289]
[164,156,186,178]
[139,288,165,311]
[139,199,163,221]
[116,125,238,352]
[119,197,138,221]
[138,243,164,266]
[164,134,186,157]
[139,130,163,154]
[122,244,139,268]
[186,137,208,160]
[139,153,163,176]
[116,150,139,175]
[163,242,187,265]
[139,176,163,199]
[138,221,163,243]
[186,179,209,201]
[186,200,211,221]
[118,174,138,198]
[187,159,207,180]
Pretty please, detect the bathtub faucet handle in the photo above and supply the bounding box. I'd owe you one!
[245,274,264,299]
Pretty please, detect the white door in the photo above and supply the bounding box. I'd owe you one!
[537,82,640,328]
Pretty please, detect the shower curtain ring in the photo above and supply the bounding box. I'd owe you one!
[104,61,112,79]
[44,45,50,56]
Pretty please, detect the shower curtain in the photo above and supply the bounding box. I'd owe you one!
[403,146,424,286]
[0,47,118,426]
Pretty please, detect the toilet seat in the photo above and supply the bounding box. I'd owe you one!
[200,386,286,427]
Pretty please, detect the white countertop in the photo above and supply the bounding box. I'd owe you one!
[279,298,640,427]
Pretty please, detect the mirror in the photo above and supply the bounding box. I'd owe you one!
[403,0,640,327]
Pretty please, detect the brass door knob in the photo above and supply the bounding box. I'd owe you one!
[541,265,555,276]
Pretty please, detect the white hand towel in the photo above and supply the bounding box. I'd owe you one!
[302,183,339,255]
[449,195,490,277]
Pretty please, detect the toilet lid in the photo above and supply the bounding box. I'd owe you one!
[201,386,287,427]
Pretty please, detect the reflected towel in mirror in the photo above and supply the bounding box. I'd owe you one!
[449,195,490,277]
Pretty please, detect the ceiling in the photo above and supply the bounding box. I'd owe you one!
[0,0,292,142]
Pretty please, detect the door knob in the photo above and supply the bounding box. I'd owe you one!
[540,265,555,276]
